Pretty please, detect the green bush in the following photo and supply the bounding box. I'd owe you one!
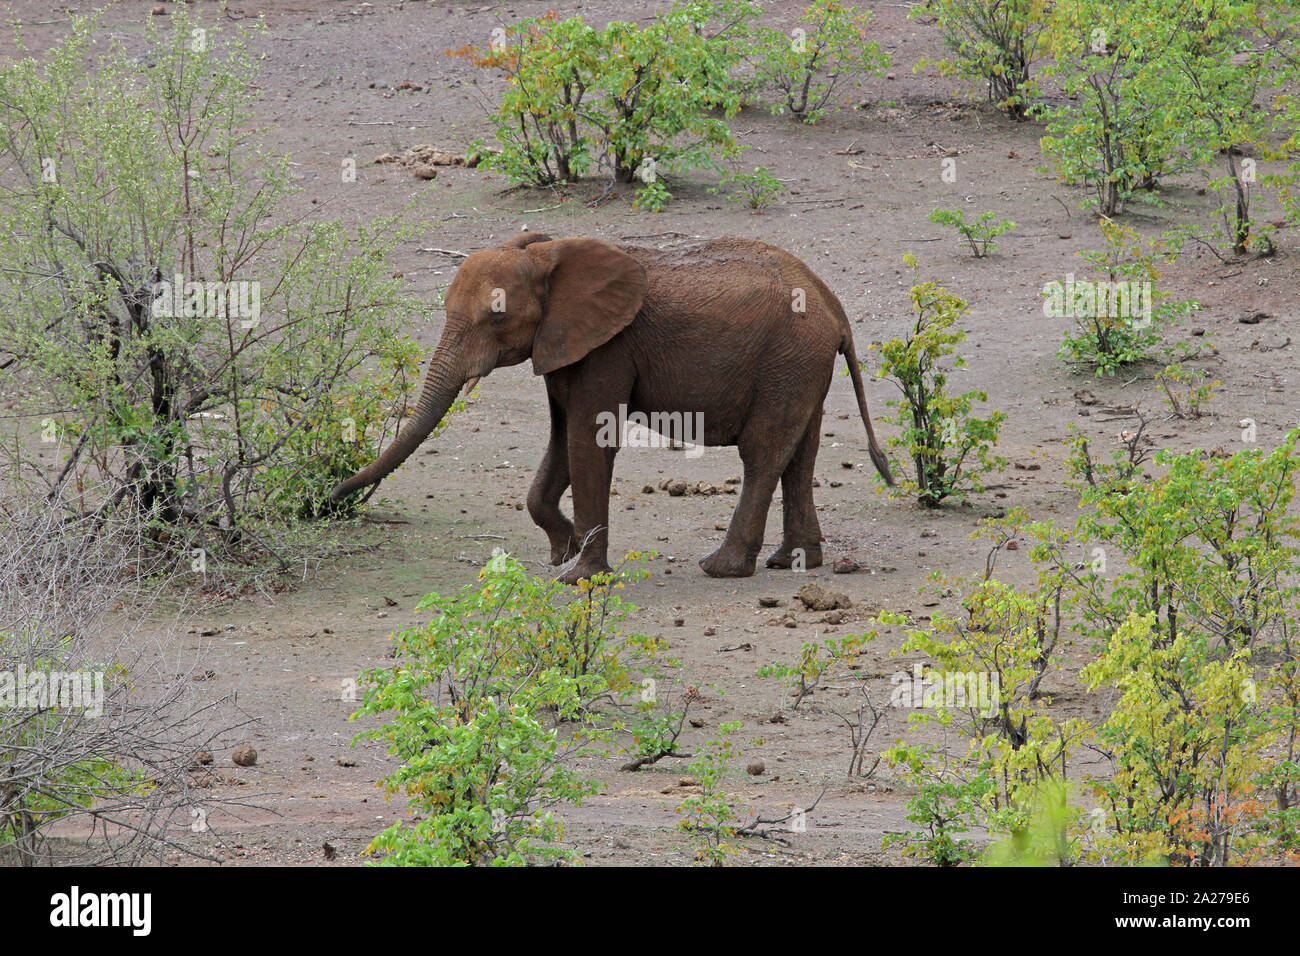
[1050,219,1199,375]
[911,0,1049,119]
[0,9,423,556]
[870,256,1006,507]
[750,0,890,123]
[353,552,675,866]
[676,721,744,865]
[928,208,1016,257]
[1038,0,1192,214]
[459,3,749,204]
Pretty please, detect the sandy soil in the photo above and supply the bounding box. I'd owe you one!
[4,0,1297,866]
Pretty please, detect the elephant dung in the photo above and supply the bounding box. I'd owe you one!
[796,582,852,612]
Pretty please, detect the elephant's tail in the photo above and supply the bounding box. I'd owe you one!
[841,335,895,486]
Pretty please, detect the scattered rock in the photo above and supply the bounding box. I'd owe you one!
[747,759,766,775]
[1013,461,1041,471]
[1074,388,1100,406]
[191,750,214,768]
[678,776,700,788]
[703,625,717,636]
[232,745,258,767]
[768,712,787,724]
[758,596,782,608]
[666,480,688,496]
[832,558,861,574]
[336,756,358,767]
[1240,310,1269,325]
[673,617,685,627]
[641,484,655,494]
[821,609,848,625]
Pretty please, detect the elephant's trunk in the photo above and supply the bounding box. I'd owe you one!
[328,345,464,503]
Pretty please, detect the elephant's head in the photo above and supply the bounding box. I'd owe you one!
[328,232,647,503]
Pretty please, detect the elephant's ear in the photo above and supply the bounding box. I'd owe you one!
[528,238,647,376]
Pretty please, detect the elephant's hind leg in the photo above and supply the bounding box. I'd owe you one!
[527,396,577,565]
[766,409,824,570]
[700,424,801,578]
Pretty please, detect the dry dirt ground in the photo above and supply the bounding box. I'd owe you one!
[5,0,1299,866]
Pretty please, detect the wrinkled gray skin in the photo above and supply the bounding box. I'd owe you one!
[330,233,892,583]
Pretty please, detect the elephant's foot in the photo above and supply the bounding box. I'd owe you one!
[548,535,578,566]
[557,556,613,586]
[765,543,823,570]
[699,545,758,578]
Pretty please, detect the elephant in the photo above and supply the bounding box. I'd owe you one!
[329,232,893,583]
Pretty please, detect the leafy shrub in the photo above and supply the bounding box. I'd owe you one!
[911,0,1049,119]
[871,257,1006,507]
[1082,612,1271,866]
[750,0,890,123]
[676,721,744,865]
[1050,219,1199,375]
[928,208,1016,257]
[1156,362,1218,420]
[1038,0,1192,214]
[0,9,423,563]
[458,3,749,203]
[716,165,786,209]
[881,749,988,865]
[353,552,677,865]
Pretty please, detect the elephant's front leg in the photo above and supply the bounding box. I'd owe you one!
[526,397,577,565]
[558,412,617,585]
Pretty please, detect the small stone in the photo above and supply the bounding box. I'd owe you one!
[667,480,688,496]
[411,165,438,180]
[336,756,358,767]
[192,750,214,767]
[841,460,853,469]
[232,745,258,767]
[758,596,782,608]
[642,484,655,494]
[679,776,700,788]
[747,759,766,776]
[704,625,717,636]
[673,617,685,627]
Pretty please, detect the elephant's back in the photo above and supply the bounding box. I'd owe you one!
[623,237,847,341]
